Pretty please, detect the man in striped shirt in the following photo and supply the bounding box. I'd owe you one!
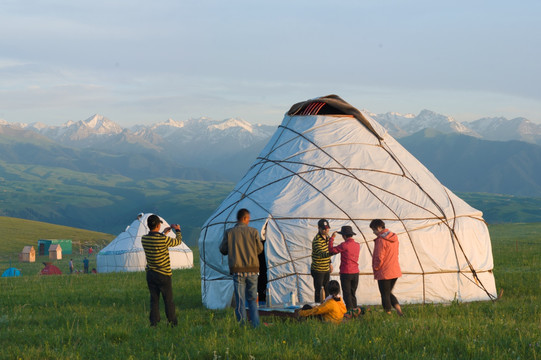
[311,219,333,303]
[141,214,183,327]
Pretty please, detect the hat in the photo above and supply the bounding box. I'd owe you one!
[317,219,330,229]
[337,225,356,237]
[147,214,163,229]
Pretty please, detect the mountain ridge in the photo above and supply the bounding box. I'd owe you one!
[398,129,541,197]
[4,108,540,143]
[1,111,541,236]
[2,110,541,189]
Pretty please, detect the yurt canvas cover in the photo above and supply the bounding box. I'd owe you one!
[199,95,497,309]
[97,213,193,273]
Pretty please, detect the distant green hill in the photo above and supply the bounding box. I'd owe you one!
[0,216,114,259]
[1,160,541,244]
[0,141,224,182]
[0,164,234,244]
[2,128,541,239]
[398,129,541,197]
[456,192,541,223]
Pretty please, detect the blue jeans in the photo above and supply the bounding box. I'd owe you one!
[233,273,260,328]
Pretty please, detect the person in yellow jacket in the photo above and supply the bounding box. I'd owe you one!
[296,280,347,324]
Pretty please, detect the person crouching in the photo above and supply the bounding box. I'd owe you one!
[296,280,347,324]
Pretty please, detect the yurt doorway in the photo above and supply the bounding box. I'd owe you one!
[257,241,268,303]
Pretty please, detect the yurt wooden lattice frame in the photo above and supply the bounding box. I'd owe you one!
[199,95,497,309]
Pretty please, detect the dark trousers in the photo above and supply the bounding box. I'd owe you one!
[311,269,330,303]
[340,273,359,309]
[377,278,399,312]
[146,270,177,326]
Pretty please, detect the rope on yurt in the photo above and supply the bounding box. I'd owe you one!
[226,190,302,286]
[376,139,443,302]
[263,122,429,287]
[199,116,294,288]
[201,104,495,303]
[444,189,496,301]
[257,134,367,243]
[204,115,304,286]
[205,124,306,285]
[224,116,440,298]
[380,139,496,301]
[202,114,294,228]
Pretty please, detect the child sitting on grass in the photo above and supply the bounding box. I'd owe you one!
[296,280,347,324]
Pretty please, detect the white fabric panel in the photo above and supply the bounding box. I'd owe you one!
[405,224,458,273]
[453,218,494,270]
[295,273,314,304]
[301,117,380,147]
[202,278,233,310]
[199,104,497,309]
[423,273,460,303]
[97,213,193,273]
[199,223,232,276]
[360,110,389,137]
[273,137,319,162]
[458,271,497,302]
[325,144,404,174]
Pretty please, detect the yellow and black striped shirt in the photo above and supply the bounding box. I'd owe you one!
[311,233,332,272]
[141,230,182,276]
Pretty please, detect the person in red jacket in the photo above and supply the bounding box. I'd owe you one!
[329,225,360,310]
[370,219,404,316]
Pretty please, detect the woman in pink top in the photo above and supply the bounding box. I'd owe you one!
[329,225,360,310]
[370,219,404,316]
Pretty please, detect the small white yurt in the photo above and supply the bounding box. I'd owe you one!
[199,95,497,309]
[97,213,193,273]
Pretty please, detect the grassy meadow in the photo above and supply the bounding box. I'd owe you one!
[0,170,234,243]
[0,222,540,359]
[0,217,114,260]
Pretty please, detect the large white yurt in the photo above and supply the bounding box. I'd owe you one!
[97,213,193,273]
[198,95,497,309]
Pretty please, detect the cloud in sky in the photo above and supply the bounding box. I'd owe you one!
[1,0,540,126]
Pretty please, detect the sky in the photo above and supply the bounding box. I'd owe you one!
[1,0,540,127]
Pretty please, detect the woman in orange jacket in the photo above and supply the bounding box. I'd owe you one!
[370,219,404,316]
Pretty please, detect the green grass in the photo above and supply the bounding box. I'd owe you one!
[0,217,114,260]
[1,224,540,359]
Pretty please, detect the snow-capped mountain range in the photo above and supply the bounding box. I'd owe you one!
[0,114,278,180]
[11,114,275,148]
[2,109,540,146]
[1,110,540,181]
[367,109,541,144]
